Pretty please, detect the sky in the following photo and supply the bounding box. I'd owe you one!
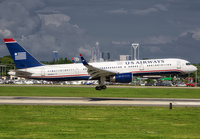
[0,0,200,63]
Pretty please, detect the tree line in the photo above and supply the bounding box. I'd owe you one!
[43,57,73,65]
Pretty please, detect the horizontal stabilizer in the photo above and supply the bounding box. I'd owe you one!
[8,70,33,76]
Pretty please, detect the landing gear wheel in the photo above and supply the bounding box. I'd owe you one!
[101,85,107,90]
[95,85,107,90]
[95,86,102,91]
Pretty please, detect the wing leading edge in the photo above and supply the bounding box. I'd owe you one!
[79,54,117,79]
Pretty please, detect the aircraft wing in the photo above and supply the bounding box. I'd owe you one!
[80,54,117,79]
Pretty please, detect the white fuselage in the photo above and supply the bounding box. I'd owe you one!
[13,58,197,81]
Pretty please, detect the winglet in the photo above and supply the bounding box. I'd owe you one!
[71,57,75,63]
[79,54,88,65]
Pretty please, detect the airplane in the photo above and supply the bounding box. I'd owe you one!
[4,38,197,90]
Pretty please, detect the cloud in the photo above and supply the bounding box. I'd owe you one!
[112,41,130,45]
[0,0,199,64]
[105,8,128,14]
[106,4,168,15]
[131,8,158,15]
[0,29,12,37]
[181,28,200,41]
[154,4,168,11]
[17,18,92,60]
[142,36,174,44]
[0,0,44,38]
[0,0,94,61]
[106,4,168,16]
[132,4,168,15]
[39,14,71,27]
[78,46,92,56]
[192,31,200,41]
[140,29,200,62]
[149,46,162,53]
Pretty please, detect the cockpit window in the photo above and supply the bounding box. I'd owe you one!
[186,63,191,65]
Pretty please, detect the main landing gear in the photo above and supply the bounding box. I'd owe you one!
[95,85,107,91]
[95,76,107,90]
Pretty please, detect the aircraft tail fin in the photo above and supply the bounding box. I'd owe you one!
[4,38,43,69]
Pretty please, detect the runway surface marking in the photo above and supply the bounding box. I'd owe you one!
[0,96,200,107]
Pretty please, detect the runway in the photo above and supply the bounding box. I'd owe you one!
[1,96,200,107]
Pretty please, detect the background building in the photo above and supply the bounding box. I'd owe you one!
[91,42,101,62]
[90,42,111,62]
[102,52,110,61]
[120,55,132,61]
[53,51,58,61]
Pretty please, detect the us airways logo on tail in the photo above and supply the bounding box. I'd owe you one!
[15,52,26,60]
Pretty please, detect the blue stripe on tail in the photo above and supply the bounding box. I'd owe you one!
[4,39,43,69]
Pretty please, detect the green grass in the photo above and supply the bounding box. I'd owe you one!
[1,86,200,138]
[0,86,200,98]
[0,105,200,138]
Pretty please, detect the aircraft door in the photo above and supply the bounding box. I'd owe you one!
[177,61,181,69]
[41,67,45,76]
[75,68,79,74]
[139,64,144,71]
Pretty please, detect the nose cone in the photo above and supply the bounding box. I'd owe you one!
[192,66,197,72]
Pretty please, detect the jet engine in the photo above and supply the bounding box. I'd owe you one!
[106,73,132,83]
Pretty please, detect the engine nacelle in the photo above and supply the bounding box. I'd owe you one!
[107,73,132,83]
